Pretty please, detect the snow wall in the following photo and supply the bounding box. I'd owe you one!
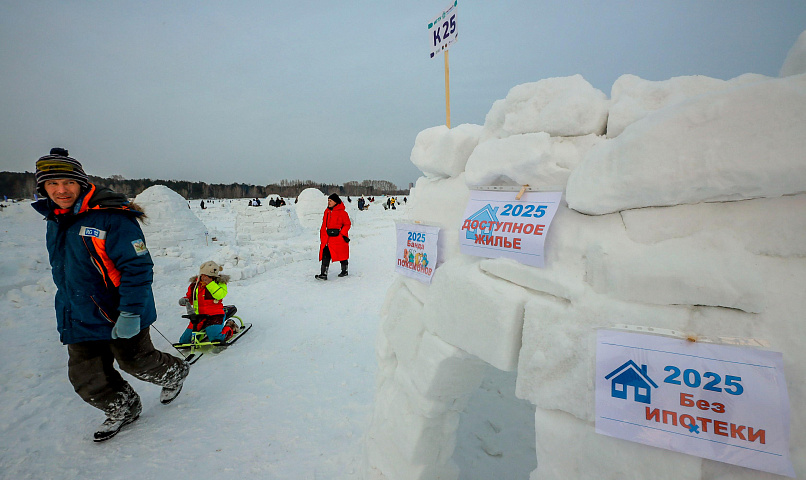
[366,33,806,480]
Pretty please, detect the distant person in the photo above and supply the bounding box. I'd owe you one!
[177,261,238,344]
[200,199,205,209]
[315,194,351,280]
[31,148,189,442]
[404,197,407,204]
[248,199,254,206]
[391,197,396,210]
[357,196,365,211]
[278,197,286,207]
[347,196,351,203]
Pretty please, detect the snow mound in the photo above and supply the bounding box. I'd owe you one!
[295,187,326,229]
[480,74,608,142]
[410,124,483,179]
[606,73,770,138]
[134,185,207,248]
[781,30,806,77]
[464,133,602,188]
[566,74,806,215]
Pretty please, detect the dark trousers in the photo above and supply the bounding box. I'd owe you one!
[67,327,185,416]
[321,246,347,275]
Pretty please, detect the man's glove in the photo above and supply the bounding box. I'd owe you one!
[178,297,190,306]
[342,235,350,243]
[112,312,141,339]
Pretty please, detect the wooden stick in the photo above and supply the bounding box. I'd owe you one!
[444,49,451,128]
[516,185,529,200]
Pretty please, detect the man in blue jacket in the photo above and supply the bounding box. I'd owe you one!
[32,148,189,442]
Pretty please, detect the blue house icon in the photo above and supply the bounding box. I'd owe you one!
[465,204,499,240]
[605,360,658,404]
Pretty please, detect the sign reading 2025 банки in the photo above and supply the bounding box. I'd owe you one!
[596,330,794,477]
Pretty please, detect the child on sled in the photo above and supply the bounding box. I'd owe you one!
[177,261,239,344]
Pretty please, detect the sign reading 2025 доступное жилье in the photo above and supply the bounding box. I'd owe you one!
[596,329,794,477]
[458,190,562,268]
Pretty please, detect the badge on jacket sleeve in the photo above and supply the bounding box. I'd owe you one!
[79,226,107,239]
[131,239,148,256]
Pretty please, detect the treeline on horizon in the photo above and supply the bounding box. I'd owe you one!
[0,172,408,200]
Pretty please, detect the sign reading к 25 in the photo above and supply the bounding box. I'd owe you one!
[428,1,457,58]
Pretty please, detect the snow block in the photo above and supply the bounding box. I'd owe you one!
[531,408,701,480]
[420,257,530,371]
[515,296,690,421]
[465,133,602,189]
[567,74,806,215]
[479,257,580,303]
[606,74,769,138]
[406,175,470,266]
[410,124,483,179]
[781,30,806,77]
[480,75,609,141]
[393,330,486,404]
[585,234,766,313]
[368,379,461,466]
[621,194,806,258]
[380,281,426,368]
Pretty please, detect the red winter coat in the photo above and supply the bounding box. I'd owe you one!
[319,202,351,261]
[184,275,228,316]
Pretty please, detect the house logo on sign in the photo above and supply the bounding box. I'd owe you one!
[464,204,499,240]
[605,360,658,404]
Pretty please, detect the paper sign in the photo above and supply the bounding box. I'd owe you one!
[596,329,794,477]
[428,1,457,58]
[396,223,439,284]
[458,190,561,268]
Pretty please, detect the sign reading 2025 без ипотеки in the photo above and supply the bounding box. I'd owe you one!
[596,330,794,477]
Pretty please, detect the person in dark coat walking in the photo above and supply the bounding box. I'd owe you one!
[315,194,351,280]
[32,148,189,442]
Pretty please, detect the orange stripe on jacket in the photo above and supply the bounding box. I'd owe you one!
[91,236,122,287]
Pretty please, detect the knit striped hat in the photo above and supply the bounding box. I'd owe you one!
[35,148,89,195]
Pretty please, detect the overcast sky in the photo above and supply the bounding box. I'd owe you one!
[1,1,804,189]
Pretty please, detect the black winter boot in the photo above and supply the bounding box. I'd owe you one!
[315,263,328,280]
[338,261,348,277]
[160,360,190,405]
[94,393,142,442]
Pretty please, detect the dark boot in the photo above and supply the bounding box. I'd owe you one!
[159,360,190,405]
[315,262,328,280]
[94,392,142,442]
[338,261,348,277]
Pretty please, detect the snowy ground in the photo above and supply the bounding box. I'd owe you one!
[0,198,534,480]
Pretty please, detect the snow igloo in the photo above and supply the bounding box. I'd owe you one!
[366,33,806,480]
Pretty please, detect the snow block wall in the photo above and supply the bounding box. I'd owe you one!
[366,32,806,480]
[234,203,303,244]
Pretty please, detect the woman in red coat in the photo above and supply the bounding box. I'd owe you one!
[315,194,351,280]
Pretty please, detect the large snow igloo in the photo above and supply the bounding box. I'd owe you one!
[365,33,806,480]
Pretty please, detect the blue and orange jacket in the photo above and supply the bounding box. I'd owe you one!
[32,184,157,344]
